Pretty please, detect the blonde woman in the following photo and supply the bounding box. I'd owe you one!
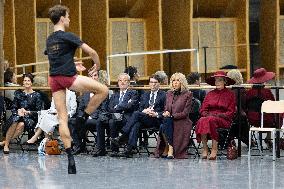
[155,73,193,159]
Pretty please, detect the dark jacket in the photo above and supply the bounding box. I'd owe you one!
[108,89,139,119]
[138,90,166,117]
[77,92,109,119]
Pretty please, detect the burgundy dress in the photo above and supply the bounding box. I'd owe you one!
[246,88,275,127]
[155,90,193,159]
[195,88,236,142]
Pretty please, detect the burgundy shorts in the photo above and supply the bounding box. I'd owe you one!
[49,75,77,93]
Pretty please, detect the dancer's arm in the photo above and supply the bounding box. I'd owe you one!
[80,43,100,70]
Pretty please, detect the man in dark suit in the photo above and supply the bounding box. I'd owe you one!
[71,70,109,155]
[94,73,139,157]
[111,74,166,157]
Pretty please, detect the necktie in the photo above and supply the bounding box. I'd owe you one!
[149,92,155,106]
[119,92,124,103]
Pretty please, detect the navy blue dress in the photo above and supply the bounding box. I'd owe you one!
[3,90,42,135]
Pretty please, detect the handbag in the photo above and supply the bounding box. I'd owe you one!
[227,140,238,160]
[45,137,61,155]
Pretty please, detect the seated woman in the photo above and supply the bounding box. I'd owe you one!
[155,73,193,159]
[0,73,43,154]
[26,89,77,144]
[195,71,236,160]
[246,68,275,147]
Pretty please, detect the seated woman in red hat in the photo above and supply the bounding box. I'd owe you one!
[246,68,275,147]
[195,71,236,160]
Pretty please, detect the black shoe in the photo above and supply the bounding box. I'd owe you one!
[68,155,76,174]
[108,151,120,157]
[111,134,128,146]
[92,149,107,157]
[119,148,133,158]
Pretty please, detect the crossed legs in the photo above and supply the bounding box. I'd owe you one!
[1,122,25,153]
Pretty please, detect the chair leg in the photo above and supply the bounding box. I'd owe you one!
[258,132,263,157]
[188,138,200,158]
[272,131,275,161]
[249,130,251,158]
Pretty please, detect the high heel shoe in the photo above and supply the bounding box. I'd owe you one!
[167,155,174,159]
[209,156,217,160]
[161,153,168,158]
[201,150,208,159]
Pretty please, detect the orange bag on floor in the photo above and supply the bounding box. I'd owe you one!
[45,139,61,155]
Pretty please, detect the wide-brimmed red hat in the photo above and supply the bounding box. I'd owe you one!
[205,70,235,86]
[248,68,275,84]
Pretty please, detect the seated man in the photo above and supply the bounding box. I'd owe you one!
[111,74,166,157]
[96,73,138,157]
[71,69,109,155]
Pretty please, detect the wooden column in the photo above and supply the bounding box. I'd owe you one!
[0,0,4,87]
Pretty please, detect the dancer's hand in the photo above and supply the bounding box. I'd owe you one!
[88,64,98,75]
[75,61,86,72]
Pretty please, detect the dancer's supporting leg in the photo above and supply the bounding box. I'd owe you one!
[53,76,108,174]
[52,89,76,174]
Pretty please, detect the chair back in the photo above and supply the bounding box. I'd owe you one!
[261,100,284,128]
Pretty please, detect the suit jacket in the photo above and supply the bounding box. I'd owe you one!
[108,89,138,119]
[77,92,109,119]
[138,90,166,117]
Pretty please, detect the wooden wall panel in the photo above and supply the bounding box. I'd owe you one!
[279,18,284,66]
[260,0,277,78]
[142,0,162,75]
[36,0,61,18]
[81,0,108,72]
[14,0,36,74]
[0,0,4,86]
[162,0,191,76]
[3,0,16,68]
